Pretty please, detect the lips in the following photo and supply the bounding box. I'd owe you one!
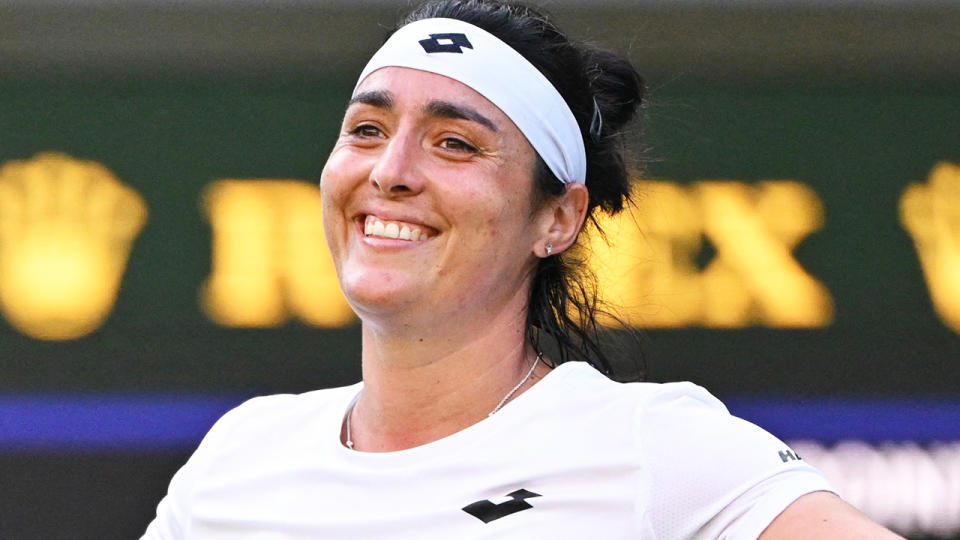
[363,214,433,241]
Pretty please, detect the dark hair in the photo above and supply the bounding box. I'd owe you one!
[397,0,645,379]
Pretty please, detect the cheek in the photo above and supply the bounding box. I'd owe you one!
[320,151,361,216]
[320,197,344,274]
[319,155,356,254]
[452,188,506,235]
[319,150,348,198]
[321,143,370,186]
[319,180,340,240]
[460,194,531,251]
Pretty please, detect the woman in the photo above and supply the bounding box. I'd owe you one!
[145,0,901,538]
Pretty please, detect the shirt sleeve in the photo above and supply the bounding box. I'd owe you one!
[634,382,834,540]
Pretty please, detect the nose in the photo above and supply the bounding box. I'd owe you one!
[369,130,425,197]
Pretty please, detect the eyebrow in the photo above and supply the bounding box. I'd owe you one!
[347,91,498,133]
[348,90,394,109]
[425,99,499,133]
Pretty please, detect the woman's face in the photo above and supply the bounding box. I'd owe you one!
[320,67,545,328]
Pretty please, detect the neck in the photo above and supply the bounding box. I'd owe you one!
[347,302,546,452]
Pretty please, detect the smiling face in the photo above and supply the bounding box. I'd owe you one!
[320,67,546,331]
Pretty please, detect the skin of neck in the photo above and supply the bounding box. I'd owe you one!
[349,282,548,452]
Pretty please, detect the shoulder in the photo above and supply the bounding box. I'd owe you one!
[541,364,768,465]
[223,386,357,421]
[141,385,359,538]
[632,386,833,539]
[547,363,834,539]
[206,384,359,445]
[552,363,774,447]
[546,362,727,422]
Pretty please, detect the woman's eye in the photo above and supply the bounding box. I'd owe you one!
[440,137,477,153]
[350,124,383,138]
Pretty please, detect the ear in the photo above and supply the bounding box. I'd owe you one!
[534,183,589,257]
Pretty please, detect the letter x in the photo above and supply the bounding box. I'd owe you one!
[696,181,833,327]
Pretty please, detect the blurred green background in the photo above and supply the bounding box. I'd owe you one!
[1,1,958,538]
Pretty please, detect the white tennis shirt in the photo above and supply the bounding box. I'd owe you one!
[143,362,832,539]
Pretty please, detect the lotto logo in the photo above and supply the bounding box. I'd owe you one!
[462,489,541,523]
[419,33,473,54]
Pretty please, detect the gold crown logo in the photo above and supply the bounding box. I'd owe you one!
[901,161,960,334]
[0,153,147,340]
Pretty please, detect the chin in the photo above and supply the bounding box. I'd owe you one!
[339,269,422,316]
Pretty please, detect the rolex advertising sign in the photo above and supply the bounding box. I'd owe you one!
[1,81,956,396]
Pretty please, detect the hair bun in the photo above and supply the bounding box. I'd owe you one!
[583,48,644,136]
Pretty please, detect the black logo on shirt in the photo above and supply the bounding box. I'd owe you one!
[419,33,473,54]
[462,488,541,523]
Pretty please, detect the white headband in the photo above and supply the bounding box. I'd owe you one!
[354,17,587,185]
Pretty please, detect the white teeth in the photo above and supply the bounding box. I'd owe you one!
[364,216,428,242]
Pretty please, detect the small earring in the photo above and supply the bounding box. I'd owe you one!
[545,243,553,256]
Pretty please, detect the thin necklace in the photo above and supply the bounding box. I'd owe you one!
[488,351,542,416]
[344,351,542,450]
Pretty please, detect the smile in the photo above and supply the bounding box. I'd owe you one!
[364,215,431,241]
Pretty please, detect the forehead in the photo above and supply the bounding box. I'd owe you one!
[353,67,517,131]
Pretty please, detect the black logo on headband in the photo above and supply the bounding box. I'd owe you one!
[419,33,473,54]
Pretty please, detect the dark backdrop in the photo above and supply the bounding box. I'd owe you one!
[1,2,958,538]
